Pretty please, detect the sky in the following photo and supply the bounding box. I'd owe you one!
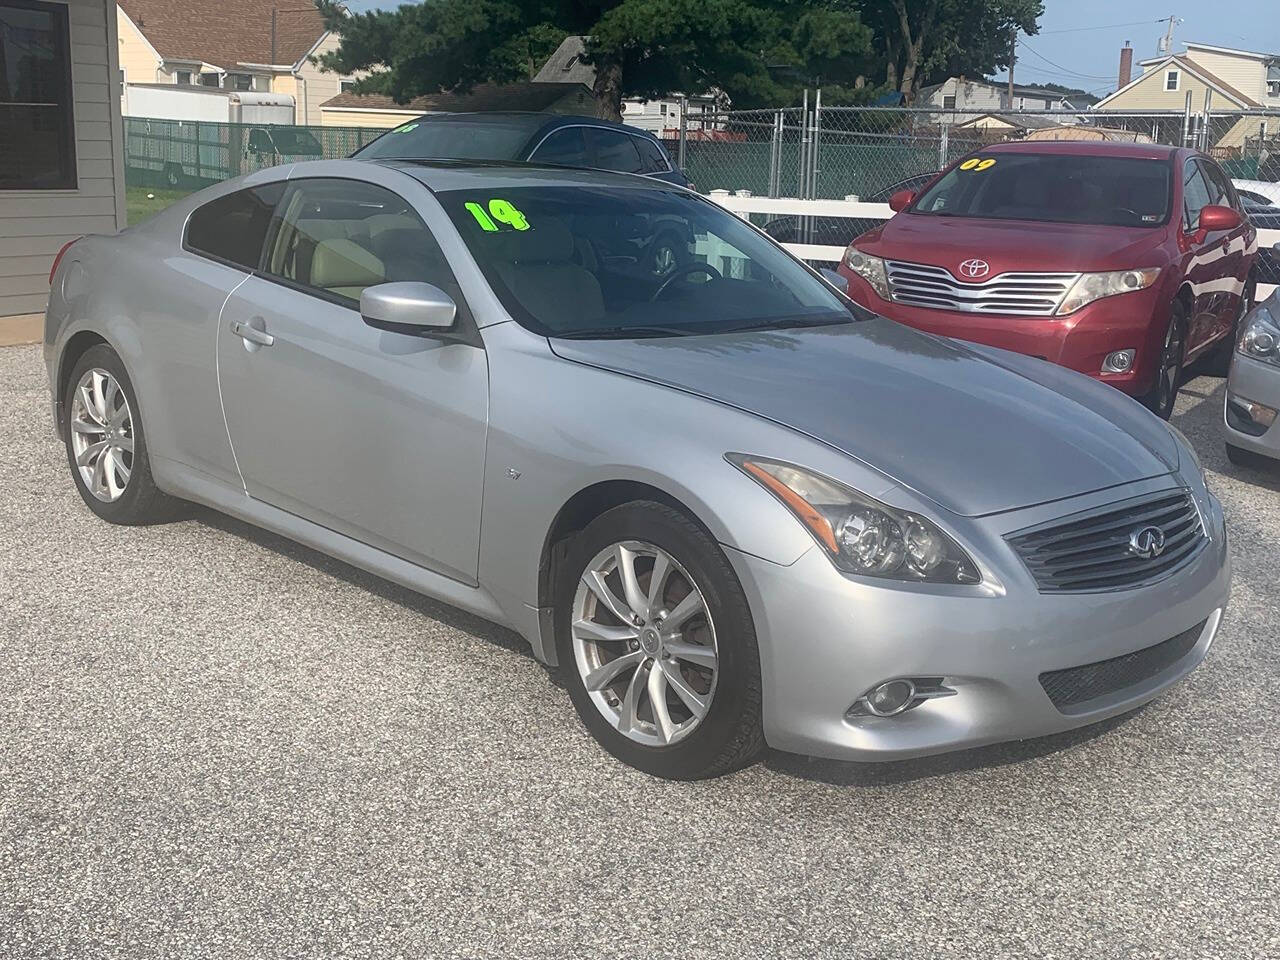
[341,0,1280,100]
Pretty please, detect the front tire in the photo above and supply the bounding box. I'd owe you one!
[63,344,179,524]
[1141,299,1188,420]
[555,501,764,780]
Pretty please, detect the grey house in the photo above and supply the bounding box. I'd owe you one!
[1,0,126,326]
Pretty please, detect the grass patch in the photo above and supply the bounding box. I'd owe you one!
[126,186,192,226]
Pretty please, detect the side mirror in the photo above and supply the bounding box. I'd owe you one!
[1195,204,1243,239]
[360,282,457,335]
[888,189,916,213]
[819,267,848,294]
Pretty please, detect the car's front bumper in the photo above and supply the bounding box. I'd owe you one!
[1225,351,1280,461]
[727,485,1230,762]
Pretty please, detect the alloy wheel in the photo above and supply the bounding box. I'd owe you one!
[571,541,719,747]
[69,368,134,502]
[1156,317,1184,415]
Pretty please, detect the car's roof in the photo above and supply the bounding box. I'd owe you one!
[977,140,1183,161]
[373,158,681,192]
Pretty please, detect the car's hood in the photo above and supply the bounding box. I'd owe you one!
[857,214,1165,275]
[550,318,1179,517]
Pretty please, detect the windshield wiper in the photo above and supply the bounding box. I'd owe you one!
[716,314,855,334]
[554,325,698,340]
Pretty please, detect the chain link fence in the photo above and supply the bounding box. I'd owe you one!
[124,117,384,193]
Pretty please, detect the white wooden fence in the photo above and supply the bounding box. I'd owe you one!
[709,191,1280,300]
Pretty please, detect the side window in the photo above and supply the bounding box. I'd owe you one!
[185,182,285,269]
[262,178,464,310]
[585,128,644,174]
[529,127,588,167]
[247,128,274,155]
[1182,161,1212,231]
[633,135,670,174]
[1197,159,1235,210]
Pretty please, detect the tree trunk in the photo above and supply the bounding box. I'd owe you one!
[592,61,624,122]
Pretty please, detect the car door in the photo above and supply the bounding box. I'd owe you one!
[1179,158,1221,354]
[584,127,646,176]
[1197,158,1254,341]
[526,126,590,169]
[215,175,489,584]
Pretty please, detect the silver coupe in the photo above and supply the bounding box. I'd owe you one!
[44,160,1230,779]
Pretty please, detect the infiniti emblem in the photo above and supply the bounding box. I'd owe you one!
[1129,526,1167,560]
[958,258,990,279]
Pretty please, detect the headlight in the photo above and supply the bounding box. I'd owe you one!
[1238,304,1280,366]
[843,248,890,300]
[1057,268,1160,315]
[729,455,981,584]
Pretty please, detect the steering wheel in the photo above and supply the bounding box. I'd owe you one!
[650,262,722,301]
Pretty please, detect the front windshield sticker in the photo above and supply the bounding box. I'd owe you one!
[465,198,531,232]
[959,157,997,172]
[392,122,419,134]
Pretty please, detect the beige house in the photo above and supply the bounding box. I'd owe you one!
[115,0,355,125]
[1,0,128,328]
[318,82,596,129]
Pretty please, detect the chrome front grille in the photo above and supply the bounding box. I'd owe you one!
[886,260,1078,316]
[1007,489,1206,593]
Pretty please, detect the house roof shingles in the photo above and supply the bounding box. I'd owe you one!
[118,0,328,69]
[320,82,592,114]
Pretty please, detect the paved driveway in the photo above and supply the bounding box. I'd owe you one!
[1,343,1277,959]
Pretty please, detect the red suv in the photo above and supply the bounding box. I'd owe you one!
[837,142,1257,418]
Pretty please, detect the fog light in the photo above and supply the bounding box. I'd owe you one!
[1227,394,1279,436]
[866,679,916,716]
[1102,349,1135,374]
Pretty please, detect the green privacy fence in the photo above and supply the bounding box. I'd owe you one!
[124,117,385,190]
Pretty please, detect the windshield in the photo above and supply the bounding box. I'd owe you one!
[912,153,1172,227]
[270,128,323,156]
[355,118,542,161]
[438,185,854,338]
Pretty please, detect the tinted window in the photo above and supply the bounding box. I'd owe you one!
[634,135,670,174]
[586,129,644,174]
[186,183,285,269]
[913,153,1172,227]
[1197,159,1235,210]
[1182,161,1212,230]
[0,0,75,189]
[441,186,851,337]
[529,127,588,167]
[263,178,464,309]
[354,117,543,160]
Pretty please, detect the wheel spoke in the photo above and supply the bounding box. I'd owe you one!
[109,402,131,430]
[615,545,649,621]
[77,384,104,426]
[113,435,134,454]
[582,570,635,625]
[660,660,709,719]
[661,588,704,633]
[664,640,718,669]
[616,659,651,735]
[71,417,103,436]
[572,618,637,644]
[102,377,121,422]
[89,371,110,423]
[647,551,671,613]
[103,448,123,499]
[111,446,132,486]
[76,439,109,468]
[90,446,109,497]
[647,665,675,743]
[583,650,644,692]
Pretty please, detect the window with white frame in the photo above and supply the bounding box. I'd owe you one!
[229,73,253,91]
[1165,70,1180,92]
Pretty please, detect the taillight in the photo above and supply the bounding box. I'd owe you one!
[49,237,81,285]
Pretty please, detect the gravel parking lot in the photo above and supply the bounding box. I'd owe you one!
[1,342,1277,959]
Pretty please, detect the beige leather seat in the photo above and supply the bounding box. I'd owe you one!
[492,220,605,330]
[309,238,386,301]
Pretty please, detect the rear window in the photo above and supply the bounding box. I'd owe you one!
[354,118,542,161]
[185,183,284,269]
[912,153,1172,227]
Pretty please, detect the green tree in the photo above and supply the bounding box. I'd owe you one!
[315,0,873,119]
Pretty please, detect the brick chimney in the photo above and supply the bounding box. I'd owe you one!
[1118,41,1134,89]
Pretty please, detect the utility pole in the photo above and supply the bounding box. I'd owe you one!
[1157,14,1178,56]
[1007,26,1017,110]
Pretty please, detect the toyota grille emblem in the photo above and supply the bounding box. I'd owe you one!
[1128,526,1167,560]
[958,258,990,279]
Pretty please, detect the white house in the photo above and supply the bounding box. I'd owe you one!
[1,0,127,333]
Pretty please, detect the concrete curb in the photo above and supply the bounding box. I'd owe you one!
[0,314,41,347]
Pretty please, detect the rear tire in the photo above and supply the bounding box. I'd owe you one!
[1140,299,1188,420]
[1226,442,1278,471]
[63,344,181,525]
[555,500,764,780]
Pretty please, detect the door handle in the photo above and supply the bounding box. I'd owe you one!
[230,318,274,347]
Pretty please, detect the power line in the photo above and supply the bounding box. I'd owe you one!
[1035,19,1165,36]
[1015,40,1114,81]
